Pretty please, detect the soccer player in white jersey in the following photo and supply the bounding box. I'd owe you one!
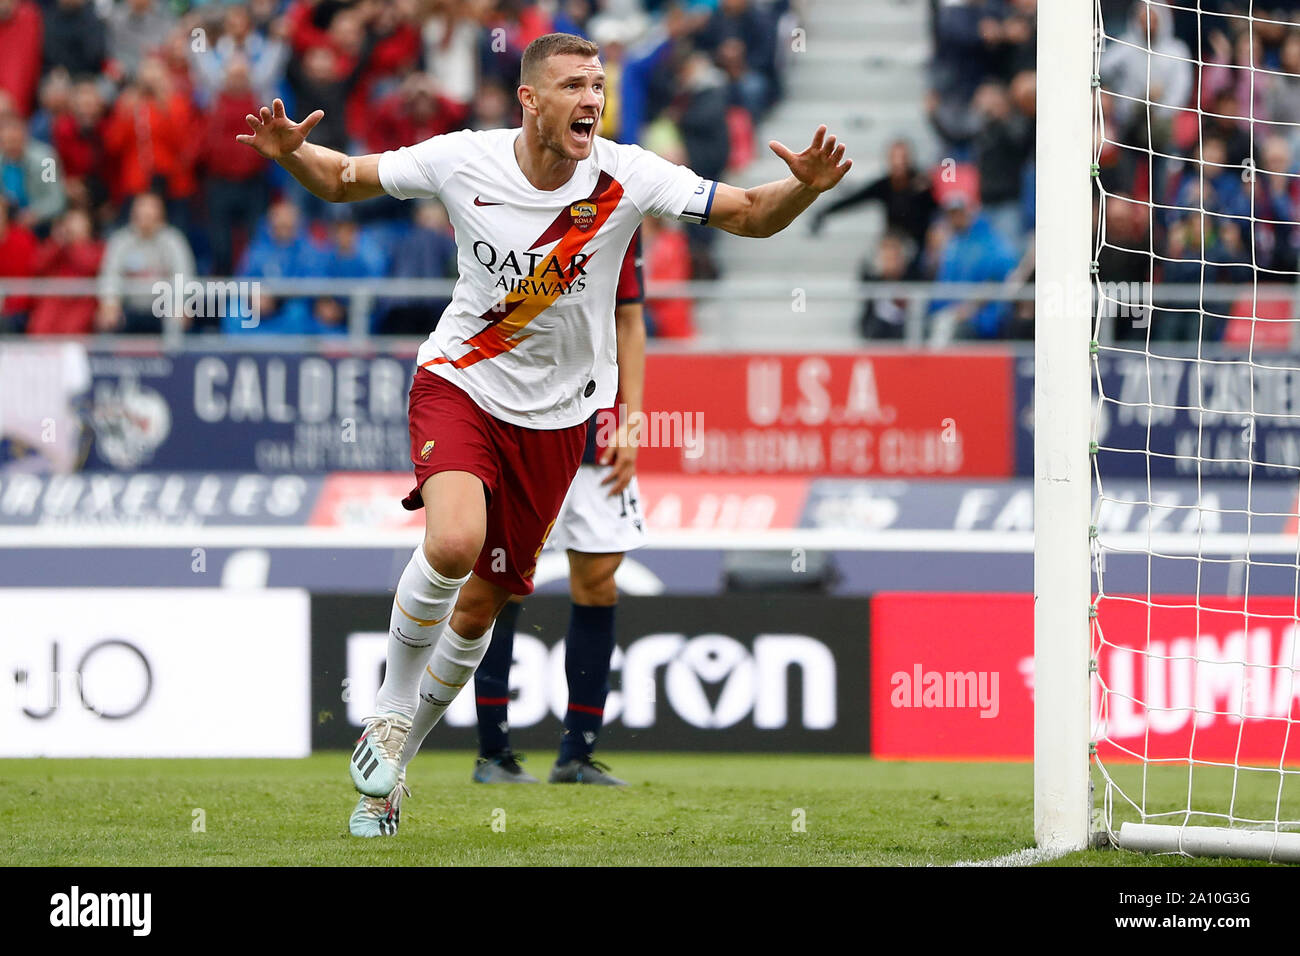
[236,32,852,837]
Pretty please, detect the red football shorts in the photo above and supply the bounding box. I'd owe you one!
[402,369,587,595]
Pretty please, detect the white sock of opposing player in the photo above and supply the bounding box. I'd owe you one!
[399,626,491,768]
[373,547,470,719]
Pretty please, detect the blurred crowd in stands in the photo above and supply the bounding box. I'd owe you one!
[1094,0,1300,345]
[836,0,1300,342]
[814,0,1037,340]
[0,0,791,336]
[21,0,1293,344]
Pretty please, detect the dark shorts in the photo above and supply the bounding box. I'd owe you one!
[403,369,587,595]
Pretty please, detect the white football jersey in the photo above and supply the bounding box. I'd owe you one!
[378,127,716,428]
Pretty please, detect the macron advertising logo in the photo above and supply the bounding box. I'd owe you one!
[49,886,151,937]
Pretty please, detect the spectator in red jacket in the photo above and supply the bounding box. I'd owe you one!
[0,0,42,117]
[52,80,109,212]
[287,34,374,155]
[102,56,198,205]
[201,55,268,274]
[369,1,422,73]
[348,0,422,139]
[158,25,200,106]
[365,73,467,154]
[284,0,334,55]
[28,208,104,335]
[0,196,38,330]
[642,215,695,339]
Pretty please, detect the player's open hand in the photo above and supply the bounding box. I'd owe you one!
[770,126,852,193]
[236,98,324,160]
[599,428,638,496]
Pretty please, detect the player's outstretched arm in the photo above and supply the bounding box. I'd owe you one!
[235,99,385,203]
[707,125,852,238]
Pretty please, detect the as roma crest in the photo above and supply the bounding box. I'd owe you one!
[420,440,436,460]
[569,201,597,231]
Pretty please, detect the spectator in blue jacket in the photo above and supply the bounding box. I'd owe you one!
[307,218,386,336]
[694,0,780,117]
[929,191,1019,338]
[1252,134,1299,274]
[378,199,458,335]
[1155,215,1213,342]
[932,0,1002,109]
[1166,135,1250,227]
[228,199,324,334]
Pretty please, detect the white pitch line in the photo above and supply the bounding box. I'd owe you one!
[950,845,1073,867]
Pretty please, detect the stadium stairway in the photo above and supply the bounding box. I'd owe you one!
[699,0,937,345]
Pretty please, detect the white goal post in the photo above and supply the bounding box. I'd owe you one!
[1034,0,1094,854]
[1036,0,1300,862]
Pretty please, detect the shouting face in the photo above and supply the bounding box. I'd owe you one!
[523,52,605,162]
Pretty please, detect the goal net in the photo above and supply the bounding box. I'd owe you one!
[1038,0,1300,862]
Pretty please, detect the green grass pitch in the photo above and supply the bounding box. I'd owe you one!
[0,753,1288,866]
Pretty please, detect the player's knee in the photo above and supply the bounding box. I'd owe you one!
[449,613,493,640]
[570,571,618,606]
[422,531,481,579]
[449,601,498,640]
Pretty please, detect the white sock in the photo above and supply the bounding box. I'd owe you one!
[373,547,469,719]
[399,626,491,768]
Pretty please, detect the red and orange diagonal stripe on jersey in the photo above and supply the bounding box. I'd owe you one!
[424,172,625,371]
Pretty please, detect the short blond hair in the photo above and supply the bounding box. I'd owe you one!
[520,33,600,86]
